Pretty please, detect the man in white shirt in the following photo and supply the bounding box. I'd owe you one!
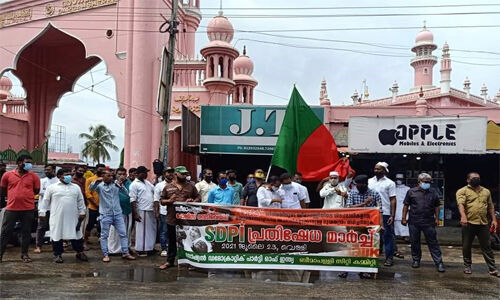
[394,173,410,259]
[257,176,282,208]
[292,172,310,207]
[39,168,87,263]
[153,167,174,257]
[34,165,59,254]
[278,173,305,209]
[129,166,156,256]
[319,171,348,209]
[368,162,397,267]
[195,168,216,203]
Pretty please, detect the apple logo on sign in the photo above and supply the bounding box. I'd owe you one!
[378,129,398,145]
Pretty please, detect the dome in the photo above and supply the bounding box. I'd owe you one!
[233,46,254,75]
[207,12,234,43]
[0,76,13,92]
[415,27,434,43]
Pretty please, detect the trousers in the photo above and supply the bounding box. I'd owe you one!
[0,210,34,257]
[462,224,496,272]
[409,223,443,265]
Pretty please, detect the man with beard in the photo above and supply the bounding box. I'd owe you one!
[129,166,156,256]
[34,165,58,254]
[154,167,175,257]
[320,171,348,209]
[159,166,200,269]
[72,166,87,202]
[257,176,282,208]
[457,172,499,277]
[39,168,87,263]
[195,169,216,203]
[84,163,106,249]
[0,155,40,263]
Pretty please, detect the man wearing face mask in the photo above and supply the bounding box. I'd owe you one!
[226,170,243,205]
[195,169,216,203]
[241,169,266,206]
[207,173,234,205]
[401,173,444,272]
[39,168,87,263]
[456,172,499,277]
[34,165,58,254]
[320,171,348,209]
[257,176,282,208]
[159,166,200,269]
[368,162,397,267]
[278,173,306,209]
[0,155,40,263]
[393,173,410,259]
[71,166,87,202]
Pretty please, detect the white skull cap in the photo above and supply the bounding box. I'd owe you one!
[329,171,339,176]
[376,162,389,173]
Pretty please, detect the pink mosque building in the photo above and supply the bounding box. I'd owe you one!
[1,1,499,174]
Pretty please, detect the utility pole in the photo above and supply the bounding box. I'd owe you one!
[159,0,179,167]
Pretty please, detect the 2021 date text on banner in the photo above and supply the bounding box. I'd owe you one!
[174,203,381,272]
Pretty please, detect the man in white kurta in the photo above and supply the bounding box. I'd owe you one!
[257,176,282,208]
[319,171,348,209]
[129,166,157,255]
[39,169,87,263]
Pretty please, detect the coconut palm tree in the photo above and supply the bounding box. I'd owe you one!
[79,124,119,164]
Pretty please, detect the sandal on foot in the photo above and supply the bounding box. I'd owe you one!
[489,270,500,278]
[122,254,136,260]
[33,247,42,254]
[102,256,110,263]
[21,255,32,263]
[338,272,348,278]
[464,266,472,274]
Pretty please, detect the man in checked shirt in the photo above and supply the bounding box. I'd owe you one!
[338,174,382,279]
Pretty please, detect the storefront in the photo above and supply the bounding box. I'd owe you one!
[348,116,498,227]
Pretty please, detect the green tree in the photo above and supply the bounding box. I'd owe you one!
[79,124,119,164]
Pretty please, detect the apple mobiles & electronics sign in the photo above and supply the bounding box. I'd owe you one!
[348,116,487,154]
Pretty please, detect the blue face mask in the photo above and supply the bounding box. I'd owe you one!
[248,178,254,183]
[420,182,431,190]
[23,162,33,171]
[63,175,72,184]
[219,178,228,186]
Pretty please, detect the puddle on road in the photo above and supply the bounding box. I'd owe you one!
[0,274,62,281]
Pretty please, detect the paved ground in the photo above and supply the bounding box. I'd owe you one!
[0,241,499,299]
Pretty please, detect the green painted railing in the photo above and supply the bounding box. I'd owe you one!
[0,142,47,165]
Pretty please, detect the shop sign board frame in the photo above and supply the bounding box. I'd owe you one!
[200,105,324,155]
[348,116,487,154]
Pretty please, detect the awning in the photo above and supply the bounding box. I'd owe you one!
[487,121,500,150]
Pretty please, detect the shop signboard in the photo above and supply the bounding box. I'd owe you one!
[175,202,380,272]
[200,105,324,155]
[348,116,487,154]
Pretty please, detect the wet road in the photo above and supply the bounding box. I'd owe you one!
[0,243,499,299]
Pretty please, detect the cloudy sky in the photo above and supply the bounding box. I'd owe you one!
[4,0,500,166]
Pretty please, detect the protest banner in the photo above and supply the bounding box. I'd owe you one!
[175,203,381,273]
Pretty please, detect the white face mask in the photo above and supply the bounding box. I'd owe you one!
[329,178,339,185]
[271,186,279,192]
[396,180,403,185]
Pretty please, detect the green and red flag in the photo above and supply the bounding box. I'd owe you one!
[271,87,339,181]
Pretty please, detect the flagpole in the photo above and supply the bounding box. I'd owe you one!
[265,164,272,182]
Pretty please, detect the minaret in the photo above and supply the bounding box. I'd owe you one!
[410,22,438,91]
[319,79,331,106]
[351,90,360,105]
[182,0,202,59]
[233,46,258,104]
[463,77,471,98]
[200,10,239,105]
[480,84,488,103]
[440,42,452,94]
[390,81,399,103]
